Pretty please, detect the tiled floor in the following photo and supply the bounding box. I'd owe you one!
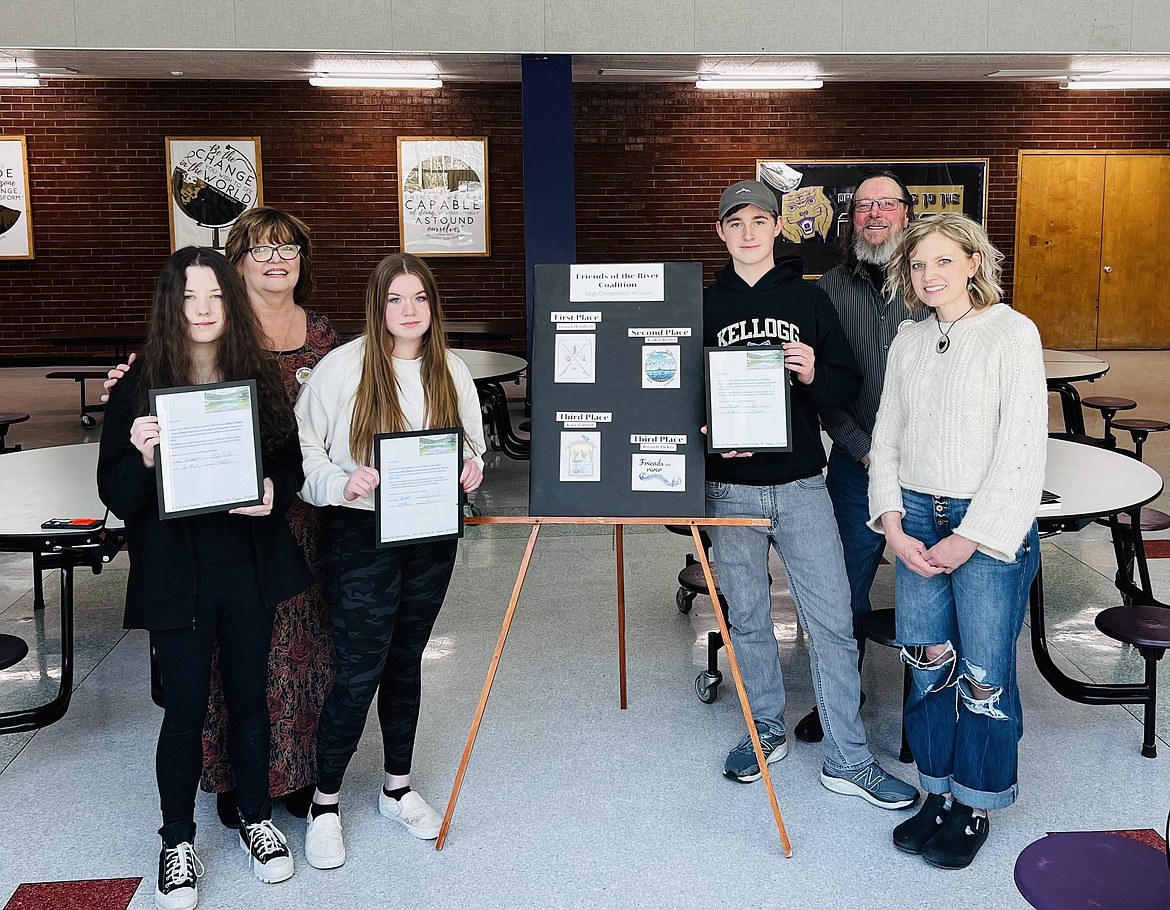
[1,352,1168,909]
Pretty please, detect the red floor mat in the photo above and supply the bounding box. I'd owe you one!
[3,878,140,910]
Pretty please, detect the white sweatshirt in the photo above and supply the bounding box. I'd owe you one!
[296,336,486,510]
[867,304,1048,563]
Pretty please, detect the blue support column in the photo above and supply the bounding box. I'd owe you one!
[522,54,576,394]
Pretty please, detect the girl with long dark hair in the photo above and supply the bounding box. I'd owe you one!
[98,247,310,909]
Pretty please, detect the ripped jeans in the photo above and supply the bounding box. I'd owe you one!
[895,489,1040,810]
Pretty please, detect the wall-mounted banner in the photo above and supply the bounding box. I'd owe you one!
[0,136,34,259]
[166,137,263,252]
[755,158,989,276]
[397,137,489,257]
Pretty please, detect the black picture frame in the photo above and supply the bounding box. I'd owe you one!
[372,427,465,548]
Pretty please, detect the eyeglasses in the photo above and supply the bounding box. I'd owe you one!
[247,243,301,262]
[853,198,908,213]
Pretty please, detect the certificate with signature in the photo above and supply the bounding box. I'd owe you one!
[374,428,465,547]
[705,347,793,454]
[150,380,264,519]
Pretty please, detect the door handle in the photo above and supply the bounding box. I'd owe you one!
[1103,266,1113,273]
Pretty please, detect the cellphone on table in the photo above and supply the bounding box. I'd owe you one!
[40,518,105,530]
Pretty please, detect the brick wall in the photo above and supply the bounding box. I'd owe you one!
[2,79,1169,363]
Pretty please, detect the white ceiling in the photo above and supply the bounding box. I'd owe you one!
[4,49,1170,83]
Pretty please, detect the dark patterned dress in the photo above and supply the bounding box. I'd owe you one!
[200,309,340,797]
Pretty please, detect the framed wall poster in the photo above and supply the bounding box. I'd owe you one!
[0,135,34,259]
[166,137,263,251]
[397,137,490,257]
[755,158,989,276]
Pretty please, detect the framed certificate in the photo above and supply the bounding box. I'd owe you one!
[373,428,465,548]
[704,347,793,454]
[149,380,264,519]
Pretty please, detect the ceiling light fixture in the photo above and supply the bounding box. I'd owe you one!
[309,74,442,89]
[0,75,42,88]
[695,77,822,90]
[1061,78,1170,90]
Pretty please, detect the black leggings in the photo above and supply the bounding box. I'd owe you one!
[316,509,458,793]
[151,561,273,846]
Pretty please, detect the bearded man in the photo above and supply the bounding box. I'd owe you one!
[796,171,923,744]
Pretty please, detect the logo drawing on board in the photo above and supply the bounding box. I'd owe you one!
[643,349,678,384]
[557,339,594,382]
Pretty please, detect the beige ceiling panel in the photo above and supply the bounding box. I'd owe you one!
[696,0,844,54]
[234,0,392,50]
[988,0,1132,52]
[392,0,545,52]
[0,0,77,47]
[842,0,985,53]
[545,0,696,53]
[75,0,236,47]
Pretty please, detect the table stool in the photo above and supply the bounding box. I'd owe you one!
[0,412,30,453]
[679,555,731,703]
[1015,831,1170,910]
[857,609,913,764]
[1080,396,1137,448]
[664,524,712,614]
[1112,416,1170,462]
[0,634,29,671]
[1094,605,1170,758]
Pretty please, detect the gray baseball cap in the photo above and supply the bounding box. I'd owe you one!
[718,179,779,220]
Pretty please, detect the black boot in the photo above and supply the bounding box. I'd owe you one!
[284,783,315,819]
[921,801,988,869]
[215,789,239,829]
[793,707,824,743]
[892,793,949,854]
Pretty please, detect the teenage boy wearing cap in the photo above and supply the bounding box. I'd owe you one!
[703,179,919,810]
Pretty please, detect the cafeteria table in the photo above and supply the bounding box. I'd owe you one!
[452,349,529,460]
[1030,438,1164,706]
[1043,349,1109,435]
[0,444,125,733]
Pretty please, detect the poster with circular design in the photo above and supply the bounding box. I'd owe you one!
[166,137,263,251]
[0,136,34,260]
[397,137,489,257]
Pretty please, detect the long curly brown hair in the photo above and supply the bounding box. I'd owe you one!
[136,246,295,454]
[349,253,471,464]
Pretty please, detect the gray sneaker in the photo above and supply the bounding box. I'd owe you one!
[820,761,919,809]
[723,722,788,783]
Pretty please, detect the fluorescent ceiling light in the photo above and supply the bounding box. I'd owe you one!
[695,77,822,90]
[309,75,442,88]
[1061,78,1170,90]
[0,76,41,87]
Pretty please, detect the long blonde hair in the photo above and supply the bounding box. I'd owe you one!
[349,253,468,463]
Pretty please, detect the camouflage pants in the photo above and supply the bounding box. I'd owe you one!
[316,508,457,792]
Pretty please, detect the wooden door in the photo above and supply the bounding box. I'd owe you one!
[1014,154,1104,350]
[1098,155,1170,348]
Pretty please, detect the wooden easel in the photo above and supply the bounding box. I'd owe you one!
[436,515,793,857]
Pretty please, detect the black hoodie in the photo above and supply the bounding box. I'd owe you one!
[704,255,862,485]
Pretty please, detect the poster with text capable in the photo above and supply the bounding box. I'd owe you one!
[529,262,705,518]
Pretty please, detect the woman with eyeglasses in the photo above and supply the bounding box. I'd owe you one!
[105,209,340,827]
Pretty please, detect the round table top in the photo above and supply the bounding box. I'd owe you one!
[1043,438,1164,521]
[451,349,527,382]
[0,443,117,542]
[1015,831,1170,910]
[1043,349,1109,383]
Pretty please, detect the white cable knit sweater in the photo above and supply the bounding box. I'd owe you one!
[867,303,1047,563]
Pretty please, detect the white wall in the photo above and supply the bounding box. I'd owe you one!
[2,0,1168,53]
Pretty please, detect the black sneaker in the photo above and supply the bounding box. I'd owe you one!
[239,819,295,883]
[155,841,202,910]
[921,801,989,869]
[893,793,950,854]
[793,707,824,743]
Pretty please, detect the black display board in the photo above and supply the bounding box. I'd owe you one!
[529,262,705,517]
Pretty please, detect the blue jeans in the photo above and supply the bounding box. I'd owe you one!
[826,446,887,658]
[706,476,873,774]
[895,489,1040,810]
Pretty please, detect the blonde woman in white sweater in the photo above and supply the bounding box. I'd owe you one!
[867,213,1046,871]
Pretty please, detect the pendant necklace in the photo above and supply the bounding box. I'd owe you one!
[935,305,974,354]
[272,305,298,353]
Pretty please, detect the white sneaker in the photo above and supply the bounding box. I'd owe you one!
[156,841,203,910]
[239,819,294,884]
[378,789,442,840]
[304,810,346,869]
